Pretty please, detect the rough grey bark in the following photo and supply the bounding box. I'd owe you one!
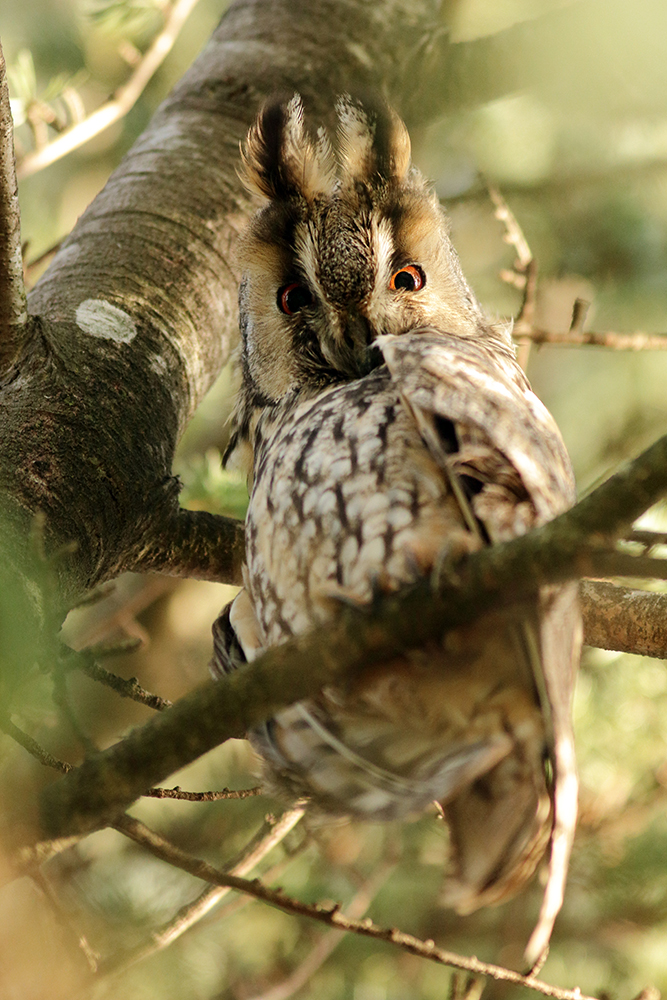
[6,0,663,610]
[1,0,450,612]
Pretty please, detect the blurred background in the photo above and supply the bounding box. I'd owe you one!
[4,0,667,997]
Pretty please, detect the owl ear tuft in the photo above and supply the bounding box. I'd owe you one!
[240,95,336,202]
[336,95,412,187]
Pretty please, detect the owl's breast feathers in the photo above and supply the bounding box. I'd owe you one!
[212,329,580,947]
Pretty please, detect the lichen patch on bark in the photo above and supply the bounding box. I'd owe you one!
[75,300,137,343]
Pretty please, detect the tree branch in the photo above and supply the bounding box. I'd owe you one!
[0,715,71,774]
[27,429,667,843]
[220,860,396,1000]
[0,40,28,374]
[580,580,667,658]
[97,806,305,979]
[129,507,246,584]
[16,0,204,180]
[144,785,262,800]
[513,327,667,352]
[112,813,599,1000]
[68,650,174,711]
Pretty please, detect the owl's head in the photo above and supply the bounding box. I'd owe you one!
[229,95,504,455]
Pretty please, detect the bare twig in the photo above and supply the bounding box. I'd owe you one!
[71,652,173,711]
[449,973,487,1000]
[97,807,305,978]
[569,298,590,335]
[488,184,535,371]
[511,326,667,351]
[242,860,396,1000]
[489,186,667,356]
[111,814,598,1000]
[488,184,533,272]
[0,40,28,372]
[16,0,203,179]
[11,836,87,875]
[627,529,667,550]
[144,785,262,800]
[0,715,72,773]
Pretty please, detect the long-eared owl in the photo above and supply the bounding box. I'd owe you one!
[212,95,581,959]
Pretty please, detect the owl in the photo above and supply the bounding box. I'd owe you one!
[212,95,581,958]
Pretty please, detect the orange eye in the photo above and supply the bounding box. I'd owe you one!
[389,265,424,292]
[278,282,313,315]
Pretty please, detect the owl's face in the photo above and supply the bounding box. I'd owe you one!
[229,96,505,456]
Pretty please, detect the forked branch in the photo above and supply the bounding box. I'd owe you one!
[113,813,599,1000]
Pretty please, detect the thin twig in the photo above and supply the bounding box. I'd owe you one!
[144,785,262,800]
[449,973,487,1000]
[96,807,305,979]
[512,327,667,351]
[17,0,203,179]
[489,186,667,355]
[488,184,533,271]
[11,836,86,875]
[71,653,173,711]
[627,529,667,550]
[243,860,396,1000]
[0,714,72,773]
[487,184,535,371]
[112,814,598,1000]
[0,39,28,371]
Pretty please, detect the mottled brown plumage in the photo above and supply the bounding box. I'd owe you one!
[212,95,581,960]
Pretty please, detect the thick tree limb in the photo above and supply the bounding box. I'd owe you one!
[0,41,28,373]
[4,0,463,609]
[27,429,667,842]
[5,0,665,611]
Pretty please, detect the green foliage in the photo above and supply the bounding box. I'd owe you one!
[177,449,249,521]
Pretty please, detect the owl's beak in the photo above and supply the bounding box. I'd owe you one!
[343,310,383,377]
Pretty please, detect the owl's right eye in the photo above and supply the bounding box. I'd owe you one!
[278,282,313,315]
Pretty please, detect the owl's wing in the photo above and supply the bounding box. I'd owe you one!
[379,329,581,965]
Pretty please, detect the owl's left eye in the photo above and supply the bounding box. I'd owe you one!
[278,282,313,315]
[389,265,425,292]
